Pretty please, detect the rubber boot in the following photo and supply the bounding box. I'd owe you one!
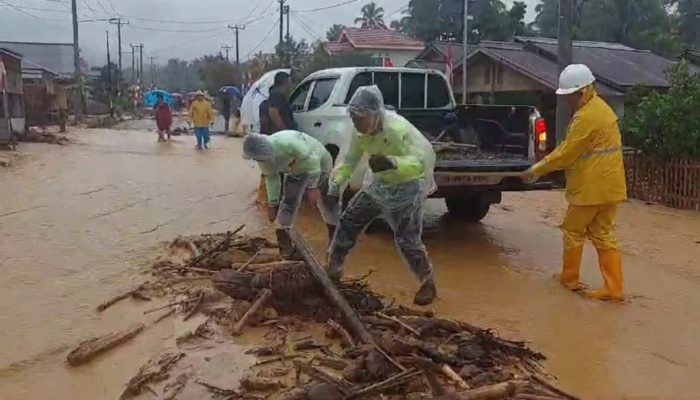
[275,229,303,260]
[413,279,437,306]
[587,249,624,301]
[560,246,583,290]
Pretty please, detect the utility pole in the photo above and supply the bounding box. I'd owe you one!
[556,0,574,145]
[71,0,83,121]
[284,5,290,39]
[106,30,113,116]
[461,0,469,104]
[138,43,144,85]
[227,25,246,65]
[130,44,137,83]
[278,0,286,46]
[221,45,233,62]
[148,56,156,86]
[109,18,128,78]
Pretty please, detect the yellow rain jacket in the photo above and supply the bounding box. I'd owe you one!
[532,87,627,205]
[188,99,214,128]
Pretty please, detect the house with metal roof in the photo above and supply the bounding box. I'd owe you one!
[324,27,425,68]
[1,47,25,143]
[0,41,80,76]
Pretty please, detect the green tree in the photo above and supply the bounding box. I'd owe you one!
[154,58,202,93]
[192,54,239,94]
[326,24,344,41]
[622,61,700,157]
[391,0,530,42]
[531,0,680,55]
[355,2,386,28]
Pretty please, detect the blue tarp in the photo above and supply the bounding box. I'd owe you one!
[144,90,174,108]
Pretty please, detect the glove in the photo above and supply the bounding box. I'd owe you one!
[368,155,396,173]
[267,205,279,222]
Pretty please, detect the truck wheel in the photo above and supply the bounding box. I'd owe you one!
[445,195,490,223]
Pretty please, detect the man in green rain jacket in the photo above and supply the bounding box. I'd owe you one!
[243,131,340,258]
[327,85,438,306]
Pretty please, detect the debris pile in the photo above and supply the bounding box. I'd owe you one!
[80,226,580,400]
[17,127,70,145]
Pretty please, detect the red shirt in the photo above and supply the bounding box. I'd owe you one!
[155,103,173,130]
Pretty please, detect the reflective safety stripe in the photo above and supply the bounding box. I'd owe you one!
[580,146,622,160]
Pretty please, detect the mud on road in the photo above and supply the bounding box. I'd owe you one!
[1,122,700,399]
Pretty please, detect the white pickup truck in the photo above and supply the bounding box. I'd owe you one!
[290,67,553,222]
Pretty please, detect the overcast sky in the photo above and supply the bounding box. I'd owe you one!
[0,0,538,67]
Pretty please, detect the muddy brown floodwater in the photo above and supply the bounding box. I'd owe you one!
[1,122,700,400]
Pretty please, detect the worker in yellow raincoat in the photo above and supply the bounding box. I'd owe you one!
[522,64,627,301]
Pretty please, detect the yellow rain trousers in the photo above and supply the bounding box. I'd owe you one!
[532,86,627,300]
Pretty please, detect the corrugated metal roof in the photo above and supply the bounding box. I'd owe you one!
[471,42,624,97]
[0,41,74,76]
[515,36,678,88]
[340,27,425,50]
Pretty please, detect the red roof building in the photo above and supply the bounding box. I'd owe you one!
[324,27,425,67]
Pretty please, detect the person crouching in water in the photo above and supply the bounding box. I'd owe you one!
[154,94,173,142]
[243,131,340,259]
[326,85,438,306]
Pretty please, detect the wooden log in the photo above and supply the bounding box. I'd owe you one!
[294,360,352,395]
[183,292,204,321]
[289,228,373,344]
[143,297,200,315]
[67,324,145,366]
[454,380,526,400]
[187,240,201,258]
[442,364,470,389]
[231,289,272,336]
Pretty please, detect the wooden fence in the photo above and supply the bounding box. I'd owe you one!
[624,153,700,211]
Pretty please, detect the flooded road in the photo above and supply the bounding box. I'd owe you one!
[1,123,700,399]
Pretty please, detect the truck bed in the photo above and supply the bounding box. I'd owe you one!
[433,144,533,173]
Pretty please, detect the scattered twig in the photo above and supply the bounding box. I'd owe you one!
[185,225,244,269]
[529,375,581,400]
[325,319,355,348]
[454,380,526,400]
[373,343,407,372]
[152,308,176,324]
[120,353,185,400]
[96,285,144,312]
[196,379,238,396]
[253,355,301,367]
[183,292,205,321]
[236,250,261,271]
[66,324,145,366]
[375,312,420,336]
[231,289,272,336]
[143,298,200,315]
[347,368,422,399]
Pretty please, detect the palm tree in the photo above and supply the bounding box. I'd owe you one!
[355,2,386,29]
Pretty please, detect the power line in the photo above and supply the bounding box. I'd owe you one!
[128,25,227,33]
[150,31,228,55]
[292,0,361,13]
[0,3,68,12]
[0,0,69,21]
[245,18,280,60]
[293,14,323,41]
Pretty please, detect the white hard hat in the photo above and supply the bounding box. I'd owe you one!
[556,64,595,95]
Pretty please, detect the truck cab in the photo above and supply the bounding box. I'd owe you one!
[290,67,552,222]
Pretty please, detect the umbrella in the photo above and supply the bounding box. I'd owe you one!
[219,86,242,100]
[240,69,290,133]
[143,89,174,108]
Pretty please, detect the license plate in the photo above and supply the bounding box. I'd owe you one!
[434,173,504,186]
